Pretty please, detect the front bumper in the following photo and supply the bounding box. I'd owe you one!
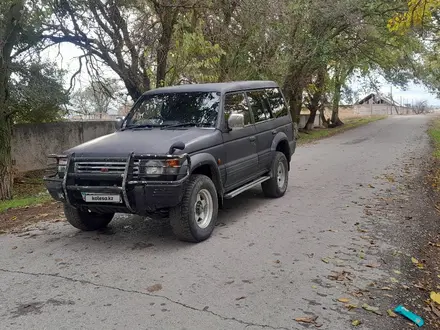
[44,153,190,215]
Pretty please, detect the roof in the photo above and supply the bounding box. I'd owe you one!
[142,81,279,95]
[357,93,402,106]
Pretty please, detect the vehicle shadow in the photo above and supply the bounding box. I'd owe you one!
[54,186,269,251]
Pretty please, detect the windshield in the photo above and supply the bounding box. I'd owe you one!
[124,91,220,128]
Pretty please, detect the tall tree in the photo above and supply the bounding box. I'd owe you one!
[0,1,25,200]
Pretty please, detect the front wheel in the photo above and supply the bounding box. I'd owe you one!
[262,151,289,198]
[63,205,114,231]
[170,174,218,242]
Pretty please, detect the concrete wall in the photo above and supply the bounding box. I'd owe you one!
[353,104,408,116]
[12,121,117,173]
[299,113,321,128]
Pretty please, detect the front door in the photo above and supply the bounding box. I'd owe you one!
[222,92,258,190]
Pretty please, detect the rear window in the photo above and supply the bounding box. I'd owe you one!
[265,88,288,118]
[246,90,272,123]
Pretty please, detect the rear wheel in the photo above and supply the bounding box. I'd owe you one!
[170,174,218,242]
[262,151,289,198]
[63,205,114,231]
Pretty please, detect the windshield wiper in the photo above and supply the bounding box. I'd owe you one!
[161,122,212,130]
[122,124,158,131]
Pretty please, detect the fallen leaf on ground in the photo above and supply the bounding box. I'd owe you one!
[431,292,440,305]
[11,216,17,221]
[362,303,382,315]
[338,298,350,303]
[412,257,419,264]
[414,283,426,290]
[328,270,351,281]
[346,304,358,310]
[390,277,399,283]
[430,303,440,318]
[368,184,375,188]
[402,285,410,290]
[295,316,318,324]
[366,263,380,268]
[381,287,392,291]
[428,241,440,248]
[274,259,281,264]
[321,258,330,264]
[387,309,397,318]
[146,284,163,293]
[352,291,364,297]
[352,320,362,326]
[384,294,394,298]
[235,296,246,301]
[393,270,401,275]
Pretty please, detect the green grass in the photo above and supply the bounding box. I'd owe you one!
[297,116,387,145]
[428,118,440,159]
[0,194,52,213]
[0,170,51,212]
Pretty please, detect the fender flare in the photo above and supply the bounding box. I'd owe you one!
[188,153,223,196]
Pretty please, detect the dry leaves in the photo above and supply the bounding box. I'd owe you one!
[387,309,397,318]
[328,270,352,281]
[146,283,163,293]
[294,315,322,327]
[431,292,440,305]
[428,241,440,248]
[337,298,350,303]
[366,263,381,268]
[362,303,382,315]
[352,320,362,326]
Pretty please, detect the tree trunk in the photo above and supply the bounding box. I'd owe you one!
[0,0,25,200]
[0,116,13,200]
[330,80,344,127]
[156,9,177,88]
[305,108,318,130]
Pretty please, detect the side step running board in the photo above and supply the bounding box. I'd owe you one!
[224,176,271,199]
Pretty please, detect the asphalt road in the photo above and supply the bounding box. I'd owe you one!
[0,115,432,330]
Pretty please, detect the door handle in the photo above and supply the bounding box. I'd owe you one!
[249,136,256,142]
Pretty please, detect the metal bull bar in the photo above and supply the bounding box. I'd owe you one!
[61,152,191,212]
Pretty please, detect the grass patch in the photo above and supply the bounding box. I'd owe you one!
[0,170,50,212]
[428,118,440,159]
[297,116,387,145]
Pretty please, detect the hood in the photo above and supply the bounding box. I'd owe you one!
[65,127,222,157]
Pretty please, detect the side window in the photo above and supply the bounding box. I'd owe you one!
[246,90,272,123]
[265,88,288,118]
[224,92,252,126]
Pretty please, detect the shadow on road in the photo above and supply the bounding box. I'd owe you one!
[40,186,270,252]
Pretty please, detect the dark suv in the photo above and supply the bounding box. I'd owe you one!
[44,81,296,242]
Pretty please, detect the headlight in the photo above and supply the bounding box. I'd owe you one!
[142,158,181,177]
[144,160,165,177]
[58,158,67,173]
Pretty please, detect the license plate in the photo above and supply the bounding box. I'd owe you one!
[82,193,122,203]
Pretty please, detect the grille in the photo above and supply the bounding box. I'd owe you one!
[74,161,140,176]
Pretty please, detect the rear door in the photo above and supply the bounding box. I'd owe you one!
[246,89,275,173]
[222,92,258,190]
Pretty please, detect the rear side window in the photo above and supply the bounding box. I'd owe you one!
[265,88,288,118]
[246,90,272,123]
[224,92,252,126]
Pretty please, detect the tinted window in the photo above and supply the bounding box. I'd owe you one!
[265,88,288,118]
[126,92,220,127]
[247,90,272,123]
[224,92,252,126]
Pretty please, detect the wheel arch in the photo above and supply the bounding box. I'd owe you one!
[271,132,291,170]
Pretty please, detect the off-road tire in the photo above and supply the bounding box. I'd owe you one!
[262,151,289,198]
[170,174,218,242]
[63,205,114,231]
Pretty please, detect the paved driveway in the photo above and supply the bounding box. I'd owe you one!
[0,116,432,329]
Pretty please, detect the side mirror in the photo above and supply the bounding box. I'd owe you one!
[115,118,124,130]
[227,113,245,130]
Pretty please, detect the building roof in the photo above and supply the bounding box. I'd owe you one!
[142,81,279,95]
[357,93,402,106]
